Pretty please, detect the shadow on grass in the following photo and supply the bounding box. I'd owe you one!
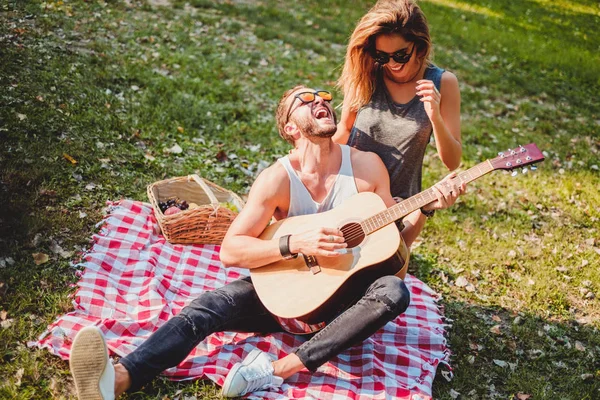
[409,255,600,399]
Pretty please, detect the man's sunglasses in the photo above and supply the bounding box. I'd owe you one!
[286,90,333,122]
[372,43,416,65]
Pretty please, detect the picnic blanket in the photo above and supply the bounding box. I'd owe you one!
[32,200,451,400]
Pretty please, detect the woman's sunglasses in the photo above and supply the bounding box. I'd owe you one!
[286,90,333,122]
[372,43,416,65]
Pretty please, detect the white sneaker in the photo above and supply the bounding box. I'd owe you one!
[69,326,116,400]
[221,350,284,398]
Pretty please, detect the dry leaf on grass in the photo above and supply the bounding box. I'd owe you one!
[32,252,49,265]
[63,153,77,165]
[15,368,24,387]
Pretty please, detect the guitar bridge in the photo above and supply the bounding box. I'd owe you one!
[302,254,321,275]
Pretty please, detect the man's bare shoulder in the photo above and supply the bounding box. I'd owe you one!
[348,147,388,192]
[349,146,386,170]
[250,160,289,197]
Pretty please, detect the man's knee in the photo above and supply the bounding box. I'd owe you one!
[369,275,410,315]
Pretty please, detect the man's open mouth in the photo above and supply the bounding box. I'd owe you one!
[314,108,330,120]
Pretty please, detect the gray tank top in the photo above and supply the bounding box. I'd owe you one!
[349,65,444,199]
[278,144,359,217]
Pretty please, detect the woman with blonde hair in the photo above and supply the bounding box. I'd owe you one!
[334,0,462,246]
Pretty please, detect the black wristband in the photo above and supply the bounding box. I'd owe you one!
[421,207,436,218]
[278,234,298,260]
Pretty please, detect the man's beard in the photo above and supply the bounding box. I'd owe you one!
[296,113,338,138]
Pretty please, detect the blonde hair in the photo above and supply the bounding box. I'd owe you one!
[337,0,432,112]
[275,85,307,145]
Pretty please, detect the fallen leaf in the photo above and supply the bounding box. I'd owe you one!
[16,113,27,121]
[63,153,78,165]
[50,242,72,258]
[144,153,156,161]
[216,150,228,162]
[32,253,49,265]
[492,315,502,322]
[575,341,586,352]
[455,276,469,287]
[166,144,183,154]
[177,126,184,133]
[0,310,6,320]
[493,359,508,368]
[15,368,24,387]
[581,373,594,381]
[490,325,502,335]
[39,189,57,196]
[0,319,13,329]
[0,257,15,268]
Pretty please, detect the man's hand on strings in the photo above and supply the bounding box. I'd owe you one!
[288,227,347,257]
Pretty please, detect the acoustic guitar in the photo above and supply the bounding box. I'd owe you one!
[250,144,544,334]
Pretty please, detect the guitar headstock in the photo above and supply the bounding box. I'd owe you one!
[490,143,545,172]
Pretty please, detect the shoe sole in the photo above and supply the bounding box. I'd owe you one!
[221,349,263,396]
[69,326,108,400]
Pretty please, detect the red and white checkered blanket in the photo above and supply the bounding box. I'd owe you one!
[32,200,451,400]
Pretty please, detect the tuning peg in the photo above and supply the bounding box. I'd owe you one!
[511,170,518,177]
[530,165,538,171]
[522,167,529,174]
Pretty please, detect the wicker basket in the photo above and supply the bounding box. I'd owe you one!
[147,174,245,245]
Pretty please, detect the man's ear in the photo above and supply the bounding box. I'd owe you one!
[285,122,301,141]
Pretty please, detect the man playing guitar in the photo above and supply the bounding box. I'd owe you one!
[69,85,465,399]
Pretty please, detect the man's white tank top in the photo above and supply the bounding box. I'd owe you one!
[277,144,359,217]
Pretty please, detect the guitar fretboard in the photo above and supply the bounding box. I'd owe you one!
[361,160,494,235]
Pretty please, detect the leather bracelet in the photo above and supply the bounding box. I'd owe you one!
[420,207,436,218]
[279,234,298,260]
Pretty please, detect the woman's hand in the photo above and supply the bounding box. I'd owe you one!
[416,79,441,122]
[422,172,467,212]
[288,227,347,257]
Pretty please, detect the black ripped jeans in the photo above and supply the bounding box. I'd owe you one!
[119,276,410,392]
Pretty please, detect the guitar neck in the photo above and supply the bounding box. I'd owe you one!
[361,160,495,235]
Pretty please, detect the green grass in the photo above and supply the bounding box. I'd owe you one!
[1,0,599,398]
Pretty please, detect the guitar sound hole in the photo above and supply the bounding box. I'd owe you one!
[340,222,365,248]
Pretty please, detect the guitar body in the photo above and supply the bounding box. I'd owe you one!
[250,192,408,334]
